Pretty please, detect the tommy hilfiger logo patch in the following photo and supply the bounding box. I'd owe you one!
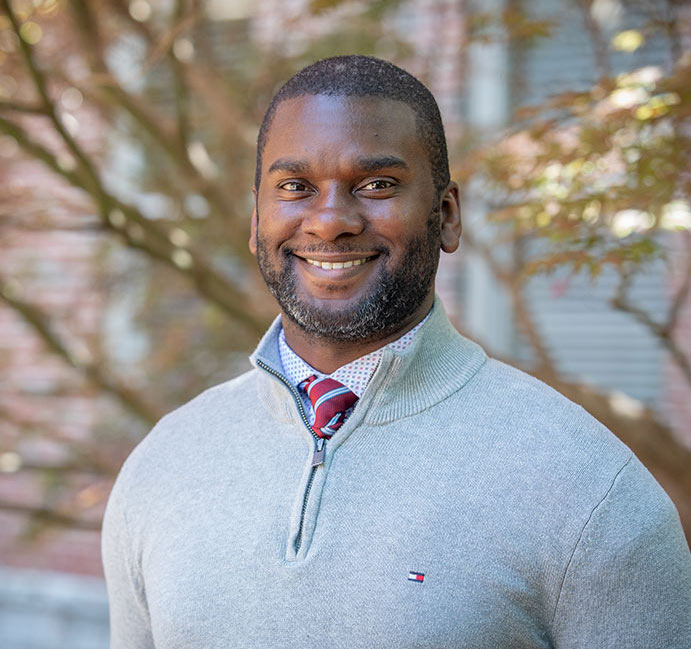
[408,571,425,583]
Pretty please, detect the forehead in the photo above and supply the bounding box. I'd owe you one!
[261,95,427,173]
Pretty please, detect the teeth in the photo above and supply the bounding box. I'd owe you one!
[305,257,370,269]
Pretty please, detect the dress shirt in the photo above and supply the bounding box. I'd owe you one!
[279,310,431,425]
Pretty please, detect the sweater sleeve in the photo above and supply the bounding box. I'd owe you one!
[102,468,156,649]
[551,455,691,648]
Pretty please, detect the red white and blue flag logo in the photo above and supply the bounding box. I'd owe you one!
[408,571,425,583]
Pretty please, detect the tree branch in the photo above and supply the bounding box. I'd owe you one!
[1,0,104,197]
[462,226,559,378]
[0,404,123,477]
[0,278,165,425]
[166,0,196,153]
[0,500,101,531]
[67,0,253,264]
[577,0,611,80]
[0,115,86,188]
[639,0,683,65]
[0,116,266,335]
[611,267,691,385]
[1,460,113,477]
[0,221,104,233]
[665,230,691,335]
[0,100,49,115]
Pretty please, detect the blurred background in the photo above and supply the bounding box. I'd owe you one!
[0,0,689,646]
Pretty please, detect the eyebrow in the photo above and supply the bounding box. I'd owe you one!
[266,155,409,176]
[267,158,311,175]
[355,155,409,172]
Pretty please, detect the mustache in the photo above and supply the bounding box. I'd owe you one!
[283,243,388,256]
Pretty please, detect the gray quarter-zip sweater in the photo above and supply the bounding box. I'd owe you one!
[102,298,691,648]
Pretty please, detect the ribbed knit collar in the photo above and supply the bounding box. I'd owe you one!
[250,295,487,433]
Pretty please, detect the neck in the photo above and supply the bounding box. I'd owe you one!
[281,295,433,374]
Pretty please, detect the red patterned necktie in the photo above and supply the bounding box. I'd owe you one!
[300,375,358,439]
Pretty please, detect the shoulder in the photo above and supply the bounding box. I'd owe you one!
[453,358,690,595]
[151,367,258,436]
[466,356,626,455]
[161,368,259,423]
[445,356,639,516]
[474,357,595,425]
[551,452,691,644]
[111,368,261,494]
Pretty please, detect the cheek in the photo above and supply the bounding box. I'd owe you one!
[368,208,430,243]
[256,210,292,246]
[256,197,304,239]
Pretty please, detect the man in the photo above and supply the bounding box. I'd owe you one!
[102,56,691,648]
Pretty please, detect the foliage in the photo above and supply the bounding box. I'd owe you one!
[0,0,689,538]
[472,60,690,279]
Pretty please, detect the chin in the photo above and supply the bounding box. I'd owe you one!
[282,284,425,343]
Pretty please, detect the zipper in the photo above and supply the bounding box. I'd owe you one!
[256,359,325,554]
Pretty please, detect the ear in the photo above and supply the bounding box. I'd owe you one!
[439,181,461,254]
[249,187,258,257]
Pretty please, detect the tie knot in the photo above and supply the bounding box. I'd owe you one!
[300,375,358,438]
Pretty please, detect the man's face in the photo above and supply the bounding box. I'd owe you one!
[250,94,456,342]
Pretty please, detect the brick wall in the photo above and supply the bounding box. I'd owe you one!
[0,87,108,578]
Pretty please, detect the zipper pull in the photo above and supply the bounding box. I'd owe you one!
[311,437,326,467]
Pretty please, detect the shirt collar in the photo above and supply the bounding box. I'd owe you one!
[278,309,432,398]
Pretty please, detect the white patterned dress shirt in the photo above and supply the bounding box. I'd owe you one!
[278,310,431,425]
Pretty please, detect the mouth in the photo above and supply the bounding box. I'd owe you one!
[302,256,377,270]
[293,253,380,270]
[289,251,383,298]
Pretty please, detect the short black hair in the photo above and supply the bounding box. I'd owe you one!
[255,55,450,198]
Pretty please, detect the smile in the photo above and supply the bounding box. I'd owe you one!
[303,257,374,269]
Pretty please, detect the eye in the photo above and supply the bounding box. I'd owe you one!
[360,179,394,191]
[279,180,309,192]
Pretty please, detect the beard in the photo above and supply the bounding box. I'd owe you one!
[255,208,441,343]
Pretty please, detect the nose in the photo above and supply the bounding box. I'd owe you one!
[300,185,365,241]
